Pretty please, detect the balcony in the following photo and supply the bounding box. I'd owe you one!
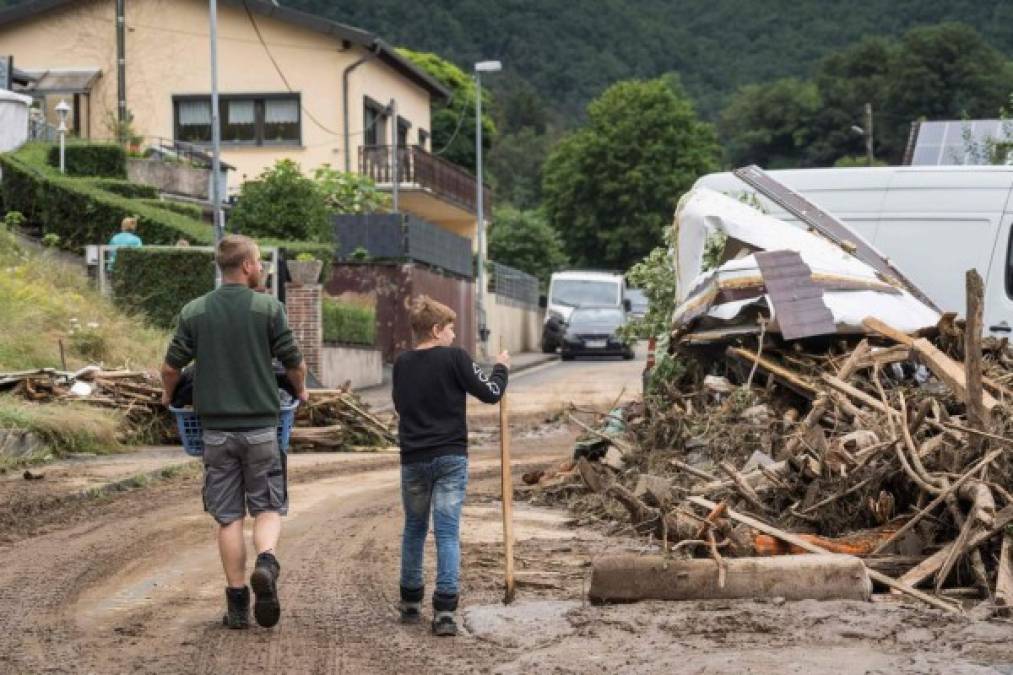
[359,145,491,237]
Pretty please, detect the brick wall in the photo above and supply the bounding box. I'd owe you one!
[285,283,322,377]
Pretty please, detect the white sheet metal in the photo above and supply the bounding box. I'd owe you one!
[673,188,940,336]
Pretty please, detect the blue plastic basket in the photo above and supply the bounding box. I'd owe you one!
[170,401,299,457]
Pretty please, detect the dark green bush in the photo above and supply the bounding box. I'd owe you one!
[91,178,159,199]
[112,248,216,328]
[138,198,204,220]
[46,143,127,178]
[322,298,375,345]
[228,159,330,241]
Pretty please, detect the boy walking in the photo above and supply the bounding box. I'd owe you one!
[393,296,510,636]
[160,234,308,630]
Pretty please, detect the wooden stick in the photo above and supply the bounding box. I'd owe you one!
[965,269,987,454]
[725,346,818,398]
[687,496,962,615]
[718,461,771,514]
[500,391,516,605]
[669,458,718,482]
[869,448,1004,556]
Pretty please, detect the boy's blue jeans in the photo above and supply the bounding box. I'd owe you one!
[400,454,469,598]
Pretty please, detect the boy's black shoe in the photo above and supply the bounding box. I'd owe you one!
[399,601,422,624]
[431,610,458,636]
[222,586,250,629]
[432,591,459,636]
[400,585,424,624]
[250,552,281,628]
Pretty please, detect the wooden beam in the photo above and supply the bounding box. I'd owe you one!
[965,270,987,453]
[862,316,915,346]
[688,496,962,614]
[725,346,818,398]
[913,337,999,413]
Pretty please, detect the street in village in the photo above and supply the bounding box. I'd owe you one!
[2,347,1013,674]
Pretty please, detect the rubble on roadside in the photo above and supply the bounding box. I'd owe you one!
[0,368,395,451]
[521,171,1013,617]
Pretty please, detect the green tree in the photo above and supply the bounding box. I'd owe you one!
[228,160,330,241]
[397,48,496,170]
[719,78,822,168]
[312,164,391,213]
[487,207,568,288]
[542,76,720,270]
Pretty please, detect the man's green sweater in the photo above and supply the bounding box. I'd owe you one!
[165,284,303,430]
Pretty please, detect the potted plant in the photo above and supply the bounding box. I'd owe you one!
[287,252,323,286]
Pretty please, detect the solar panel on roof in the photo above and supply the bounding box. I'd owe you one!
[909,119,1012,166]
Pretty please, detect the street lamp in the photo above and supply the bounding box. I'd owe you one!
[474,59,501,354]
[55,98,70,174]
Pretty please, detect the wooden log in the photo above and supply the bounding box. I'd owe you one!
[965,269,987,453]
[725,346,818,398]
[588,554,872,603]
[863,316,999,411]
[688,496,961,614]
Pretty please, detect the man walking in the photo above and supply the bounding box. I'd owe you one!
[160,234,308,629]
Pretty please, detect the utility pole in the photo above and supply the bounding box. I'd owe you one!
[209,0,224,286]
[864,102,874,167]
[116,0,126,140]
[390,98,399,212]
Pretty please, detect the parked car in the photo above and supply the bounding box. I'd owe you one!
[559,305,635,361]
[542,270,628,353]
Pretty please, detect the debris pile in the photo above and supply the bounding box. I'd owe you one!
[0,369,395,451]
[525,171,1013,616]
[294,388,397,450]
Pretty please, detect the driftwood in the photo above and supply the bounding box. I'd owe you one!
[589,554,872,603]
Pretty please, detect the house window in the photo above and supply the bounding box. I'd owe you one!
[176,99,212,143]
[222,99,256,143]
[418,128,429,150]
[173,94,301,146]
[363,98,388,146]
[397,116,411,147]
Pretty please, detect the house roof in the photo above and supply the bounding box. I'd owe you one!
[22,68,101,94]
[0,0,451,100]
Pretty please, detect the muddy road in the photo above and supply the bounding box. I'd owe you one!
[3,350,1013,674]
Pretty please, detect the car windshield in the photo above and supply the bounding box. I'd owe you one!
[569,307,623,327]
[551,280,619,307]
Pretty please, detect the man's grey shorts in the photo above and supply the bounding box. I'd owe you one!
[202,427,288,525]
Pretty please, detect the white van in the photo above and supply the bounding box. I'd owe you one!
[541,270,627,352]
[694,166,1013,337]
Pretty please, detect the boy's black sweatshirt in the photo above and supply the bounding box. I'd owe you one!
[392,346,508,464]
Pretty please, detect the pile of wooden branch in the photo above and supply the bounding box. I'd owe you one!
[0,367,171,441]
[529,271,1013,617]
[0,370,396,451]
[292,388,396,450]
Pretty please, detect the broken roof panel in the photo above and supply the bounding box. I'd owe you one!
[672,188,940,342]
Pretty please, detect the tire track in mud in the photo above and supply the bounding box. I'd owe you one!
[0,450,561,674]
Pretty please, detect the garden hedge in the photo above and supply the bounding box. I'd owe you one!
[46,143,127,178]
[138,198,204,220]
[0,146,332,267]
[322,298,376,345]
[111,247,216,328]
[92,178,159,199]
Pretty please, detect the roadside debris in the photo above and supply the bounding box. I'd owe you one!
[524,172,1013,617]
[0,369,395,451]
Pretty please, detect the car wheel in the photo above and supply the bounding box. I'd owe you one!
[622,349,635,360]
[541,336,556,354]
[561,352,575,361]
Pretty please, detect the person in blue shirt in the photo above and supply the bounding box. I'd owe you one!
[107,216,142,269]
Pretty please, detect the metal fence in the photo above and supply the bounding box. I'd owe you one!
[332,213,473,279]
[487,261,539,307]
[28,117,57,142]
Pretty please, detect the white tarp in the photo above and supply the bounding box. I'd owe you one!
[672,188,940,337]
[0,88,31,152]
